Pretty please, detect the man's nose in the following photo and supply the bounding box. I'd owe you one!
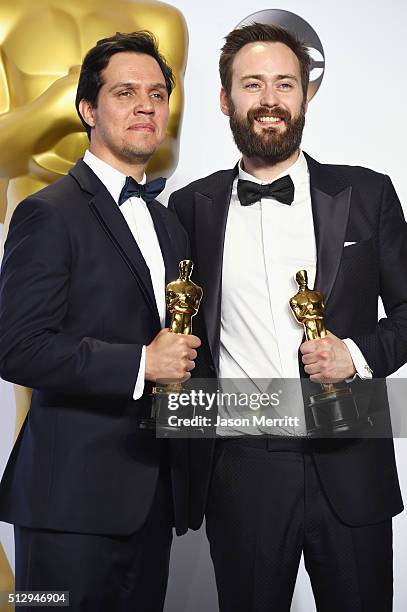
[259,85,280,108]
[134,91,154,114]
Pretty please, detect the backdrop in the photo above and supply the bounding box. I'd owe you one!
[1,1,406,611]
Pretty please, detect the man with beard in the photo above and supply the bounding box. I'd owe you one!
[169,23,406,612]
[0,32,200,610]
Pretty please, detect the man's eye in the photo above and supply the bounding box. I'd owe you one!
[151,92,164,100]
[278,83,293,90]
[118,91,132,97]
[245,82,260,89]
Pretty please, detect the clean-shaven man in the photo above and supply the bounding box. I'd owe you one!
[170,23,406,612]
[0,32,200,611]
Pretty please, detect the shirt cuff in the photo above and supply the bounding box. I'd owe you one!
[343,338,373,380]
[133,345,146,400]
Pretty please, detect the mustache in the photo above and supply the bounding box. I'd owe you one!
[247,106,292,123]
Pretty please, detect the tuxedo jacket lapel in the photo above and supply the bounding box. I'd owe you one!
[305,153,352,304]
[147,200,179,286]
[69,160,160,326]
[194,169,236,367]
[147,201,181,327]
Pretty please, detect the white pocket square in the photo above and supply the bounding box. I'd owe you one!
[344,241,357,247]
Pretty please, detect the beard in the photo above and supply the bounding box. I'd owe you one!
[119,145,153,165]
[228,99,306,165]
[97,124,159,165]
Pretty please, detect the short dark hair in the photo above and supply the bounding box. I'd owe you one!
[76,31,175,137]
[219,23,311,100]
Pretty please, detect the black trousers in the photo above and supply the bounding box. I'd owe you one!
[14,461,174,612]
[206,437,393,612]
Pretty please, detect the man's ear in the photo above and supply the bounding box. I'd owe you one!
[220,87,230,117]
[79,99,95,130]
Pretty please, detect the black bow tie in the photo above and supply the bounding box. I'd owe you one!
[237,175,295,207]
[118,176,166,206]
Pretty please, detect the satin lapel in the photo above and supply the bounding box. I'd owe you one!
[147,202,180,327]
[310,179,352,304]
[69,160,160,321]
[89,190,160,324]
[147,202,179,285]
[195,170,236,368]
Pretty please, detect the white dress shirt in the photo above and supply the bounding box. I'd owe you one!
[218,151,370,436]
[83,150,166,399]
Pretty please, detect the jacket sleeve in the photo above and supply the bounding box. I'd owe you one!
[0,197,143,397]
[351,175,407,377]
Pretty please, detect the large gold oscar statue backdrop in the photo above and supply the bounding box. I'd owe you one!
[0,1,187,605]
[0,544,13,611]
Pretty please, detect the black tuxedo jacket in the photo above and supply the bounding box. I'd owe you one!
[0,160,190,535]
[169,152,405,529]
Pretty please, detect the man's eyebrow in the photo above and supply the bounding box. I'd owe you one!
[108,81,167,92]
[148,82,168,92]
[240,74,299,82]
[275,74,299,81]
[241,74,264,82]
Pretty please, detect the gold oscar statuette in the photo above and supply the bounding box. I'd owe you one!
[289,270,362,435]
[140,260,202,431]
[166,259,203,337]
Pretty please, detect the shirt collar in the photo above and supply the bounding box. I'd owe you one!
[237,150,309,200]
[83,150,146,205]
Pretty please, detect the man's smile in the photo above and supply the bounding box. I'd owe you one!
[256,115,284,124]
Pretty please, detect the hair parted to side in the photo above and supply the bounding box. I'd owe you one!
[76,31,175,137]
[219,22,311,100]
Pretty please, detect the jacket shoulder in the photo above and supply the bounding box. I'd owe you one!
[170,168,236,201]
[327,163,385,184]
[25,173,81,205]
[9,174,83,226]
[306,153,387,188]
